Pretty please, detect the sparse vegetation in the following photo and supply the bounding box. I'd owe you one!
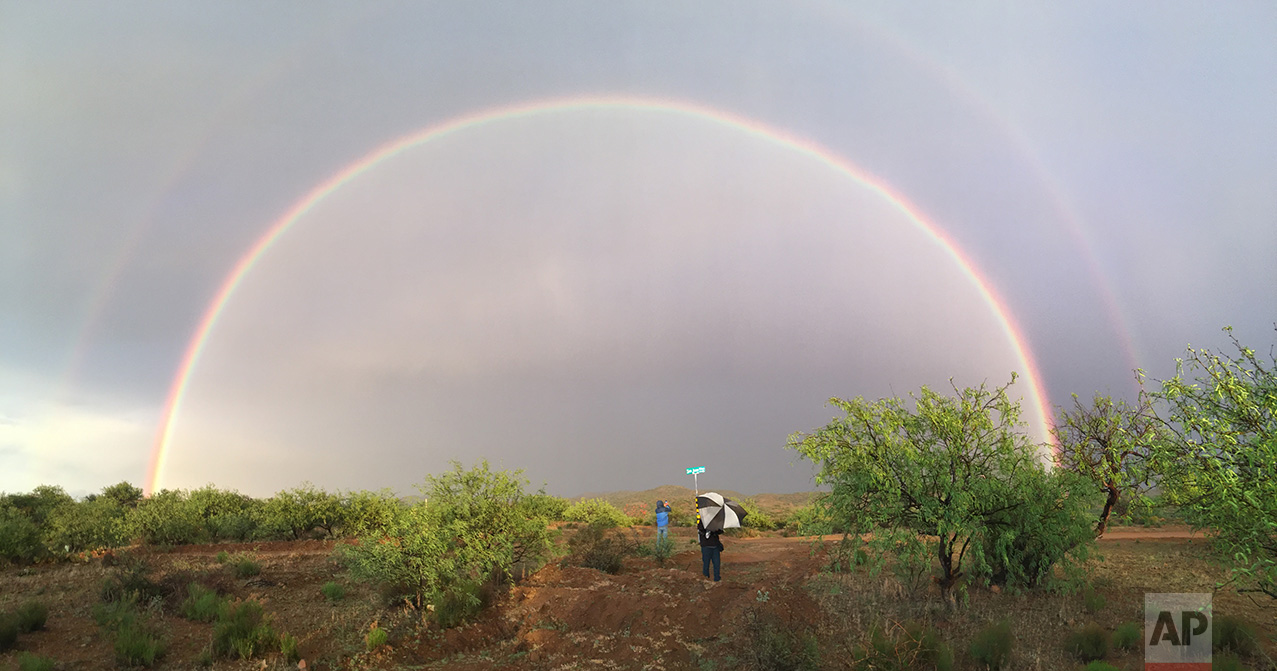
[1065,622,1110,662]
[1213,615,1260,657]
[321,580,346,602]
[968,619,1013,670]
[567,522,638,574]
[228,553,261,578]
[181,583,227,622]
[1112,621,1140,651]
[14,600,48,632]
[211,599,278,660]
[366,623,389,651]
[16,652,57,671]
[850,620,953,671]
[563,498,631,528]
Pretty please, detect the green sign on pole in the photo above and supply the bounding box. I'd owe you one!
[686,466,705,475]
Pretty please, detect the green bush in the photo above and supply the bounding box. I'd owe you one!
[562,498,631,528]
[212,600,278,660]
[259,484,344,540]
[519,493,570,522]
[567,523,637,574]
[114,620,165,667]
[92,596,140,630]
[181,583,226,622]
[742,608,820,671]
[0,505,44,563]
[43,497,129,554]
[17,652,57,671]
[338,461,555,619]
[737,498,776,531]
[100,558,164,603]
[851,620,952,671]
[651,536,675,567]
[280,632,301,663]
[215,550,229,563]
[1083,662,1121,671]
[1212,615,1259,657]
[1112,622,1140,651]
[229,553,261,578]
[1083,587,1106,613]
[0,613,17,652]
[339,489,404,537]
[968,619,1013,670]
[1065,623,1110,662]
[783,502,840,536]
[321,581,346,602]
[15,600,48,632]
[125,489,206,546]
[366,624,389,651]
[975,467,1098,592]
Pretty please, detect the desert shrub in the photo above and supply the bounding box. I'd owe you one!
[280,632,301,662]
[99,481,144,509]
[790,378,1097,601]
[1083,662,1121,671]
[17,652,56,671]
[93,596,140,630]
[974,467,1097,592]
[338,461,555,622]
[737,498,776,531]
[43,497,129,554]
[215,550,229,563]
[15,600,48,632]
[432,579,489,629]
[519,493,570,522]
[851,620,953,671]
[259,484,344,540]
[741,607,820,671]
[4,485,74,526]
[181,583,226,622]
[1065,623,1110,662]
[563,498,631,528]
[212,600,278,660]
[100,557,164,603]
[229,553,261,578]
[321,581,346,602]
[1083,587,1106,612]
[125,489,205,545]
[651,535,675,567]
[1112,622,1140,651]
[114,620,165,667]
[366,624,389,651]
[785,502,839,536]
[1212,615,1259,657]
[339,489,403,537]
[968,619,1013,670]
[0,505,44,563]
[567,523,638,574]
[0,613,17,652]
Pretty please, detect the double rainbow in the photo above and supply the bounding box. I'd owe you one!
[146,95,1054,494]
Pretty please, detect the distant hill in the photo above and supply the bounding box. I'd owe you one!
[571,485,819,517]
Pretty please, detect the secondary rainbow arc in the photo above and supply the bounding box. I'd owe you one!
[146,95,1056,495]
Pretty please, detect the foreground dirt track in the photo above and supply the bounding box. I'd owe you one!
[1,526,1273,670]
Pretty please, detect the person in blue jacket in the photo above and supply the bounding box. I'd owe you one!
[654,500,671,542]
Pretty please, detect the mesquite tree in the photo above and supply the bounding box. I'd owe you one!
[788,376,1096,600]
[1052,391,1161,535]
[1151,327,1277,598]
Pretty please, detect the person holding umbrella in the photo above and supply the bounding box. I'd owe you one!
[697,516,724,581]
[695,492,747,583]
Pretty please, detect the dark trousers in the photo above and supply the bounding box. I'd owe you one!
[701,546,721,581]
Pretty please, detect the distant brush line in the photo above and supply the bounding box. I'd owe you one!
[146,95,1057,495]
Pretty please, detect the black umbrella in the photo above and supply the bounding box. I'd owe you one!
[696,492,747,531]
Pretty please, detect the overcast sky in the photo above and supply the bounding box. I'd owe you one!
[3,2,1274,498]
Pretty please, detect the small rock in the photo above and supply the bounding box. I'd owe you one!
[990,585,1001,594]
[298,660,307,671]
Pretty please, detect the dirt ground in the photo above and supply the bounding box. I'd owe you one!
[2,525,1274,671]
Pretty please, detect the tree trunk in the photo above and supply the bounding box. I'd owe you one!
[1096,486,1119,537]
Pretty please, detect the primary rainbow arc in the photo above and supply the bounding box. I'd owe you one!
[146,94,1056,495]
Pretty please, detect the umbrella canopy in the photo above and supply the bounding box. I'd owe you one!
[696,492,748,531]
